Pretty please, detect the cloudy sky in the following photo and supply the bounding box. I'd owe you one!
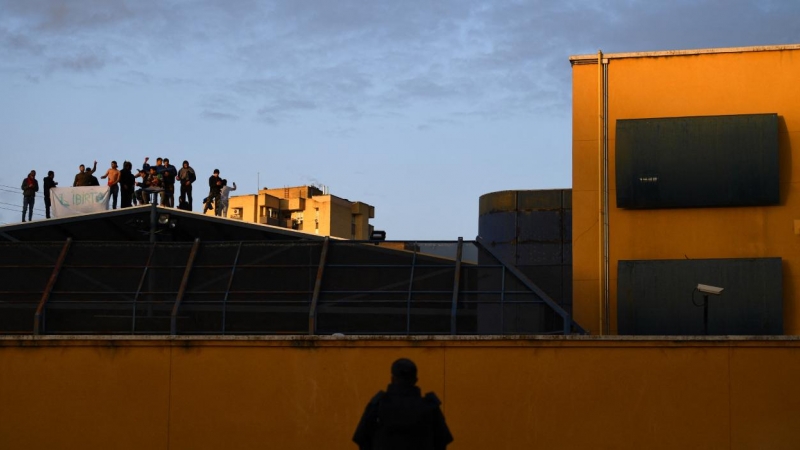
[1,0,798,238]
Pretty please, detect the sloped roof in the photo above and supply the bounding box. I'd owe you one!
[0,205,324,242]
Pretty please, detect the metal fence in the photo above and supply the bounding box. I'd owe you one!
[0,238,585,335]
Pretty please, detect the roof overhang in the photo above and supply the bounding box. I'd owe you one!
[570,43,800,65]
[0,205,327,242]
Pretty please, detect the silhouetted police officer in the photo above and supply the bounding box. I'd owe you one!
[353,358,453,450]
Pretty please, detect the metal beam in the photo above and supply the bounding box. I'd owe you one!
[33,238,72,335]
[308,237,330,335]
[500,266,506,333]
[132,242,157,334]
[0,230,19,242]
[450,237,463,335]
[170,238,200,335]
[405,244,418,335]
[149,202,157,243]
[221,241,243,334]
[475,236,587,335]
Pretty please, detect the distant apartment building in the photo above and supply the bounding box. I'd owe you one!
[222,185,375,240]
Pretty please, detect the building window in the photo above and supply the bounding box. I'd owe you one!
[232,208,243,220]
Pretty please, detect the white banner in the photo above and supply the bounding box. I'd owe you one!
[51,186,111,218]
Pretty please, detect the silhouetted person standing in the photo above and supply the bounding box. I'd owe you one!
[21,170,39,222]
[161,158,177,207]
[353,358,453,450]
[119,161,135,208]
[206,169,222,216]
[43,170,57,218]
[177,160,196,210]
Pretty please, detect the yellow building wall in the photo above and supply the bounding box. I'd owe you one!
[228,194,258,222]
[572,61,603,334]
[302,195,372,239]
[572,46,800,334]
[352,202,374,240]
[284,195,333,236]
[329,196,356,239]
[2,336,800,450]
[222,187,374,239]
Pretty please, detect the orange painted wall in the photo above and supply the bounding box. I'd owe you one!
[2,336,800,450]
[571,47,800,334]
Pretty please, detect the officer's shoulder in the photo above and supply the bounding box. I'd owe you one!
[369,390,386,405]
[423,392,441,405]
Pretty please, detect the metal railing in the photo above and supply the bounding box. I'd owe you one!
[0,239,586,335]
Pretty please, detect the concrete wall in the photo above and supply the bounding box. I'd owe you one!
[2,336,800,450]
[571,46,800,334]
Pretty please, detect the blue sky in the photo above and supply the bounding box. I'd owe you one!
[1,0,798,238]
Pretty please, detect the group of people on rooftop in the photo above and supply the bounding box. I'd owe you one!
[20,158,236,222]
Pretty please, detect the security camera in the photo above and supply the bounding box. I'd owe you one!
[697,284,724,295]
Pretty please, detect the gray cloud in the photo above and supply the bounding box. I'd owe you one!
[0,0,136,33]
[0,28,46,55]
[1,0,799,232]
[395,76,462,101]
[111,70,151,86]
[201,110,240,121]
[256,108,279,125]
[48,47,110,72]
[322,125,358,138]
[256,98,317,123]
[201,93,244,113]
[1,0,798,123]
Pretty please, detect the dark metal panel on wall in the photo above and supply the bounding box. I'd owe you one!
[618,258,783,335]
[616,114,779,209]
